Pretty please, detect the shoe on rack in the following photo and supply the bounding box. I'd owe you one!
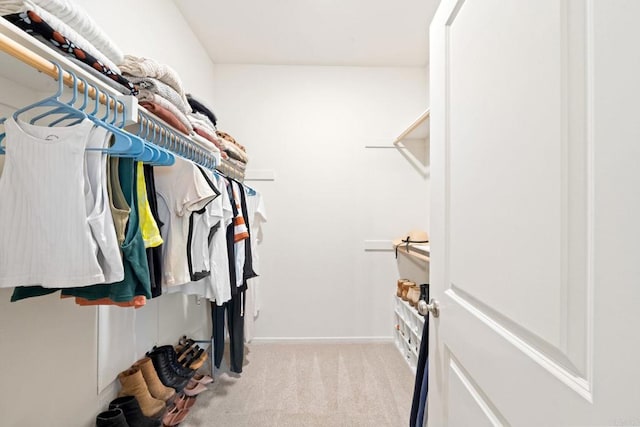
[150,345,197,378]
[96,408,129,427]
[408,285,421,307]
[174,393,197,411]
[161,405,189,427]
[133,357,176,402]
[191,373,213,385]
[109,396,161,427]
[401,281,414,301]
[118,367,166,418]
[183,379,208,397]
[185,348,208,371]
[397,279,409,297]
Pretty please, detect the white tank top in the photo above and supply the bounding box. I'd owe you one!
[0,117,105,288]
[84,126,124,283]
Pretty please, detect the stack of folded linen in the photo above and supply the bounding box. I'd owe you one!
[120,55,194,135]
[216,130,249,166]
[185,94,250,168]
[0,0,136,94]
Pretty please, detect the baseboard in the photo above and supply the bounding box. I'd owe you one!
[250,336,393,344]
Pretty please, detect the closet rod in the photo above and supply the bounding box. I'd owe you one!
[0,31,119,111]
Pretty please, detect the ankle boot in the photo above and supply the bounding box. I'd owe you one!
[109,396,161,427]
[133,357,176,402]
[151,346,196,378]
[118,367,166,418]
[146,348,191,392]
[96,408,129,427]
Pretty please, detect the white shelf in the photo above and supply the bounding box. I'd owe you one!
[394,242,430,264]
[394,294,425,372]
[394,109,430,145]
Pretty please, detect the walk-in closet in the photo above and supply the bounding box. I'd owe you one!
[1,0,639,426]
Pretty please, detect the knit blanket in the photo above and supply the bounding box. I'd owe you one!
[0,0,124,65]
[120,55,189,108]
[138,89,193,134]
[127,76,189,115]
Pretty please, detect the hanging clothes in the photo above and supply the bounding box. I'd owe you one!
[143,164,164,299]
[0,117,105,288]
[61,157,152,303]
[244,189,267,343]
[154,157,217,288]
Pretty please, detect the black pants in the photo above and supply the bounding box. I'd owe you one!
[211,290,245,373]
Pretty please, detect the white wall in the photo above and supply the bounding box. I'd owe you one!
[212,64,429,339]
[0,1,216,425]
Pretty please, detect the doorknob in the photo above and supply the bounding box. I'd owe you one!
[417,298,440,318]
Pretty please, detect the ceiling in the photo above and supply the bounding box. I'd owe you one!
[173,0,440,67]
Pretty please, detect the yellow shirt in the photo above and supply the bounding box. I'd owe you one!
[136,162,163,248]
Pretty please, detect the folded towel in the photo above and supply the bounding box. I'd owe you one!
[120,55,189,107]
[138,90,192,134]
[3,10,136,94]
[139,101,190,136]
[187,94,217,127]
[127,76,189,115]
[0,0,124,65]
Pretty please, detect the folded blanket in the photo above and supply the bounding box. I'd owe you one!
[187,94,217,127]
[140,101,190,136]
[0,0,124,65]
[120,55,188,107]
[138,89,192,134]
[188,113,216,135]
[3,11,136,95]
[127,76,189,115]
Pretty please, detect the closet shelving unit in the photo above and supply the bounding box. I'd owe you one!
[392,108,430,372]
[0,18,244,180]
[394,295,425,373]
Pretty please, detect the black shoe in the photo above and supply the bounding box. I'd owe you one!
[109,396,161,427]
[96,408,129,427]
[146,347,191,391]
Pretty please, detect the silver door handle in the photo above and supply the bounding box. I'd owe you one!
[417,298,440,318]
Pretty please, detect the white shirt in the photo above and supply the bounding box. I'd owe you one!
[154,157,217,287]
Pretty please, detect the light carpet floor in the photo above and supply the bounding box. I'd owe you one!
[181,342,415,427]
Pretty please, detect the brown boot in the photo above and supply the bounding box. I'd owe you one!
[118,367,165,418]
[133,357,176,402]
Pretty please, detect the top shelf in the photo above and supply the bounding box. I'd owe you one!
[394,109,430,145]
[394,242,430,264]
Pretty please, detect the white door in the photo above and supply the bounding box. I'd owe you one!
[428,0,640,425]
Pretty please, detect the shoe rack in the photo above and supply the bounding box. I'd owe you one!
[394,295,425,373]
[394,244,429,373]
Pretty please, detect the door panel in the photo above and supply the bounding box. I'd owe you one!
[429,0,640,425]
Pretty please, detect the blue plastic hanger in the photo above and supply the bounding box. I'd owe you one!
[84,86,144,158]
[13,62,87,126]
[138,114,175,166]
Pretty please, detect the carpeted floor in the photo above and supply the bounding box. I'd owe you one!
[181,342,415,427]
